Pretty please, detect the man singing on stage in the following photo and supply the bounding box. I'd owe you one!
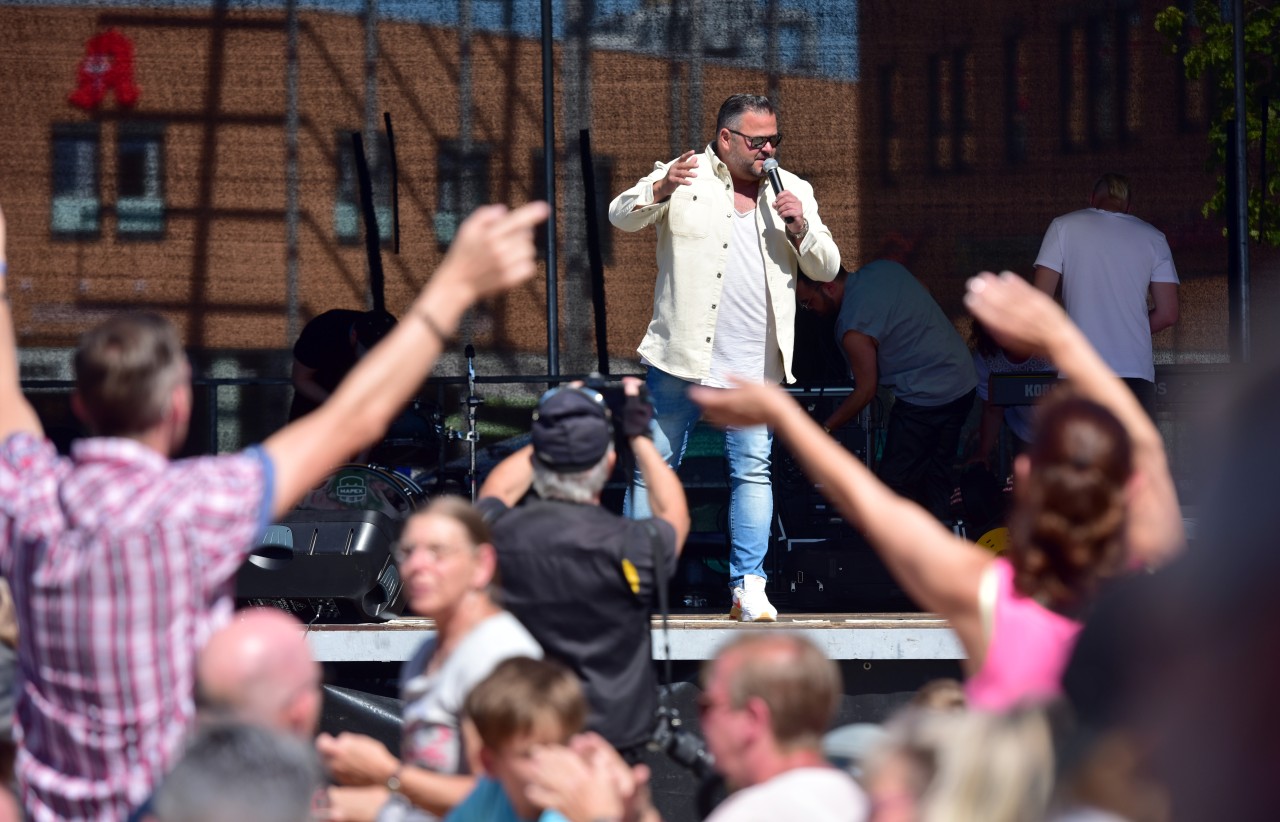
[608,93,840,621]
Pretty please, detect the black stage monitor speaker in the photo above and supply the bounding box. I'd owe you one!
[237,464,424,622]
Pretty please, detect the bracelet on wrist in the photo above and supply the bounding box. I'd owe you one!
[788,218,809,238]
[414,310,451,343]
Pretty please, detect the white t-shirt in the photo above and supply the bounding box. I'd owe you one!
[1034,208,1178,382]
[705,766,869,822]
[377,611,542,822]
[705,206,784,388]
[973,349,1054,444]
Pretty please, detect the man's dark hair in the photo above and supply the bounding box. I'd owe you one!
[353,309,397,350]
[74,312,186,437]
[716,94,777,133]
[151,722,323,822]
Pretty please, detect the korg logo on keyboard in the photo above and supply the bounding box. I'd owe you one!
[1023,383,1054,398]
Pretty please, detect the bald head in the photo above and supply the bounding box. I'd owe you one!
[197,608,322,739]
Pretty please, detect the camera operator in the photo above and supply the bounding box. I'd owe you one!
[476,378,690,758]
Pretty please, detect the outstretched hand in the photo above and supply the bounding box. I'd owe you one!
[431,201,550,306]
[654,150,698,201]
[964,270,1070,361]
[689,379,789,430]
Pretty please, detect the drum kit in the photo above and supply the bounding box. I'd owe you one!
[238,351,489,623]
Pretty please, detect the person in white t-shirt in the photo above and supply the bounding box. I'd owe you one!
[608,93,841,622]
[317,498,542,822]
[699,634,868,822]
[1033,173,1179,414]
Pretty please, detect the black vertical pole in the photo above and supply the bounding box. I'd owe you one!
[541,0,559,376]
[1225,0,1250,363]
[579,129,609,375]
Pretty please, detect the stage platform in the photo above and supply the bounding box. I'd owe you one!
[303,612,965,663]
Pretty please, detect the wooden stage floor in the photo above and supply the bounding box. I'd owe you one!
[302,612,964,663]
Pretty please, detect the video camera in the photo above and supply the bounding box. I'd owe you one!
[581,373,654,460]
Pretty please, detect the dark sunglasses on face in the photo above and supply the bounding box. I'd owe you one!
[726,128,783,150]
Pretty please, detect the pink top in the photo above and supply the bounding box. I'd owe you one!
[965,557,1083,711]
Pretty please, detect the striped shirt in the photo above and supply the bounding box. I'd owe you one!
[0,432,273,821]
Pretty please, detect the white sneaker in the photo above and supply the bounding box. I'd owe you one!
[729,574,778,622]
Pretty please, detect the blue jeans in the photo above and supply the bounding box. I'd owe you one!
[623,367,773,590]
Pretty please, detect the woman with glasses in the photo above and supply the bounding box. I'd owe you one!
[691,272,1183,712]
[319,497,542,821]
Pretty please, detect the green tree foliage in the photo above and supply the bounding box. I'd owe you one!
[1156,1,1280,245]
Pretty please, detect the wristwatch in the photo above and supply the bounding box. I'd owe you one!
[386,766,403,794]
[788,217,809,239]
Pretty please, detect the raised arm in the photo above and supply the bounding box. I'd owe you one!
[607,153,693,232]
[622,377,690,553]
[965,271,1184,567]
[477,444,535,508]
[691,381,991,663]
[264,202,549,519]
[775,174,839,282]
[0,204,44,441]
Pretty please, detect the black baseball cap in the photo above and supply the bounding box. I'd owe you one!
[531,388,614,472]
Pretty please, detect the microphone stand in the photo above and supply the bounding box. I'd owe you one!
[464,344,483,500]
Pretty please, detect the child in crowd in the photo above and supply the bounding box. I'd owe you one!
[445,657,586,822]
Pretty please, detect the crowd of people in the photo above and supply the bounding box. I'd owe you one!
[0,87,1270,822]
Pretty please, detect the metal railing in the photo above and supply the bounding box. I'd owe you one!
[18,371,642,455]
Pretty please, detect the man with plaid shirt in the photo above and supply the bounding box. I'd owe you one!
[0,200,548,821]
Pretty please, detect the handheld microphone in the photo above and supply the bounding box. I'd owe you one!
[761,158,794,224]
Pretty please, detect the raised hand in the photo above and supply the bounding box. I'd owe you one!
[964,270,1070,361]
[689,379,791,431]
[428,201,550,308]
[653,150,698,201]
[773,190,805,230]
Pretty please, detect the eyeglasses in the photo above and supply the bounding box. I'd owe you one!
[393,541,468,565]
[726,129,782,150]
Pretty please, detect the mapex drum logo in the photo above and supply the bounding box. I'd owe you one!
[335,474,368,505]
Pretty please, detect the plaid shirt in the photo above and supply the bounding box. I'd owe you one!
[0,432,272,821]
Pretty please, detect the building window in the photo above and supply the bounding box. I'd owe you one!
[1060,7,1135,153]
[335,131,392,246]
[879,65,902,184]
[1004,36,1030,165]
[1174,0,1209,132]
[117,123,165,239]
[929,50,973,173]
[51,124,101,239]
[956,49,977,170]
[435,142,492,247]
[1060,24,1089,152]
[928,54,954,173]
[1124,9,1143,135]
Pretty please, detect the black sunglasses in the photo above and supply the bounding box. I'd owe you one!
[726,128,783,150]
